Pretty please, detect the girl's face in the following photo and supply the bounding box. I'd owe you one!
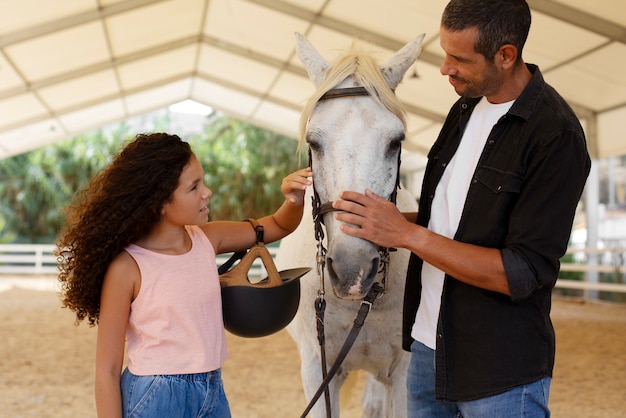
[162,154,212,226]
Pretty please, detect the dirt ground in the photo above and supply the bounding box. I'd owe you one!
[0,283,624,418]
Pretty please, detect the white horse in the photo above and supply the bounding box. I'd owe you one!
[275,33,424,417]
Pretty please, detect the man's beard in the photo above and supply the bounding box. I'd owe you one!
[458,62,502,99]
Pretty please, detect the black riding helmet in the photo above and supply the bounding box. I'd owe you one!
[218,219,310,338]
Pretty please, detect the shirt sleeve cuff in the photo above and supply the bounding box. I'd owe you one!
[501,248,537,301]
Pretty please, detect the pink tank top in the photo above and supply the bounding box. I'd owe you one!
[124,225,227,375]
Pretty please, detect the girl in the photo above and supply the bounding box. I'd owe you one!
[57,133,312,418]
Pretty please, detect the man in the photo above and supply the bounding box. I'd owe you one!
[332,0,591,416]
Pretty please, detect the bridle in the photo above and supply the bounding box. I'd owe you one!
[300,85,401,418]
[310,85,401,297]
[310,154,398,298]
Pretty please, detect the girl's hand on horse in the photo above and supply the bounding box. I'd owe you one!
[333,189,411,249]
[282,168,313,206]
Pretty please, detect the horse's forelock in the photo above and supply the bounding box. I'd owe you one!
[298,41,406,150]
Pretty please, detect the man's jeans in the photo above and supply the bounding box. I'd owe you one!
[407,340,551,418]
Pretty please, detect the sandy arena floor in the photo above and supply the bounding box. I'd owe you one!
[0,281,624,417]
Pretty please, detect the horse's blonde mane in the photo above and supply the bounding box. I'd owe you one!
[298,41,407,149]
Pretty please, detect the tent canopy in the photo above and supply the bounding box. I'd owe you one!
[1,0,625,164]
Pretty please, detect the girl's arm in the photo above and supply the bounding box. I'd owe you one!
[205,168,312,254]
[95,251,138,418]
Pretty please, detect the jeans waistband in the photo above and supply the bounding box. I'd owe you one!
[164,369,221,381]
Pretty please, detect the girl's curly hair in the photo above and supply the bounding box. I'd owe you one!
[56,133,193,326]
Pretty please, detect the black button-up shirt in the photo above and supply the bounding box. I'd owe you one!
[402,64,591,401]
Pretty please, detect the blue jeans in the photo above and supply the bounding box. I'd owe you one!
[407,340,551,418]
[121,368,231,418]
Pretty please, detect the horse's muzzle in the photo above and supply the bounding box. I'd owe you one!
[326,256,380,299]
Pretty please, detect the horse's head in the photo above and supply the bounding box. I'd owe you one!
[296,33,424,300]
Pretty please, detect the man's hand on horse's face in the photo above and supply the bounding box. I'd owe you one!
[333,189,409,249]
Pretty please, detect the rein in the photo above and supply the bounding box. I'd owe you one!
[301,85,401,418]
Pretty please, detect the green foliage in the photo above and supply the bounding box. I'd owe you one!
[189,112,302,221]
[599,267,626,302]
[0,125,131,242]
[0,215,15,243]
[0,113,301,242]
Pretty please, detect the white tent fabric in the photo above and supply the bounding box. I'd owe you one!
[1,0,625,164]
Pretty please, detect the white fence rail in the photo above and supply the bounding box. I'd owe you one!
[0,244,278,278]
[0,244,624,295]
[0,244,58,274]
[557,247,626,296]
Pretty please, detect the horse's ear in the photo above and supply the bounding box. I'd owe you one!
[295,32,329,88]
[380,33,425,90]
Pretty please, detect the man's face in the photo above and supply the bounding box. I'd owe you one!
[439,25,504,99]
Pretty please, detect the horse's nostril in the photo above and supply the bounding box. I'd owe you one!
[371,258,380,277]
[326,257,337,279]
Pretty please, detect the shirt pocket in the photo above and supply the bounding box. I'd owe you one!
[474,166,523,194]
[461,167,524,246]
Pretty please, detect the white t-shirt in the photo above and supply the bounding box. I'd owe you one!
[411,97,514,349]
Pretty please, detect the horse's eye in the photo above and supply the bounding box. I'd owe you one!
[306,132,323,153]
[308,141,322,153]
[386,135,403,158]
